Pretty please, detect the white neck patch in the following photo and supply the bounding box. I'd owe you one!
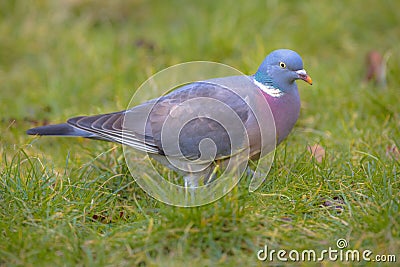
[253,78,284,97]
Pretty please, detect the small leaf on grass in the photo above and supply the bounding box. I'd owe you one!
[134,38,156,51]
[386,144,400,160]
[307,144,325,163]
[320,196,345,213]
[92,214,112,224]
[364,50,387,88]
[280,216,292,222]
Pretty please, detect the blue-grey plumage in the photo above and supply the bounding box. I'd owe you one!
[26,123,96,138]
[27,49,312,186]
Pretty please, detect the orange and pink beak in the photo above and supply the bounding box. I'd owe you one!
[296,69,313,85]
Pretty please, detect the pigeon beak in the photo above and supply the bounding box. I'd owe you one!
[296,69,313,85]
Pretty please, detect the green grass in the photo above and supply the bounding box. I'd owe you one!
[1,0,399,266]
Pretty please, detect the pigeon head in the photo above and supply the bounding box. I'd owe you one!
[254,49,312,93]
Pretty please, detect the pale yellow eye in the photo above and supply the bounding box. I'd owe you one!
[279,62,286,69]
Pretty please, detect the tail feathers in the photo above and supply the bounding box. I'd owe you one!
[27,123,94,138]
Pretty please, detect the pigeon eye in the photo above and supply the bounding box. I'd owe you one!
[279,62,286,69]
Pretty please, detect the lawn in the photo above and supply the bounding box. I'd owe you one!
[0,0,399,266]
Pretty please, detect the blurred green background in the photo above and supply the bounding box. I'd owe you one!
[1,0,399,266]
